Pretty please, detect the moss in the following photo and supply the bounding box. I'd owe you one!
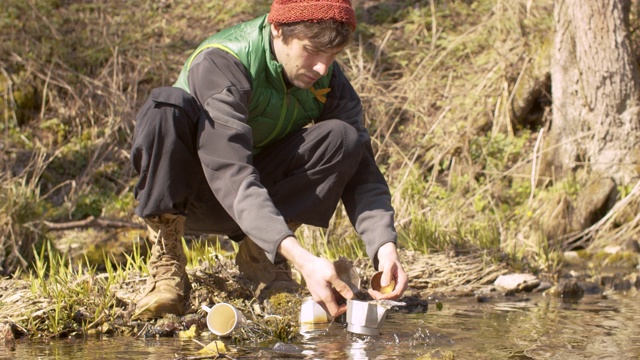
[600,252,639,268]
[1,73,39,126]
[264,292,302,318]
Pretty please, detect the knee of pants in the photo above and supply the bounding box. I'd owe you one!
[314,119,364,162]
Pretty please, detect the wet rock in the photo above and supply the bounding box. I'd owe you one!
[139,314,184,337]
[474,286,495,302]
[556,278,585,302]
[597,273,639,292]
[272,342,303,355]
[533,281,553,293]
[579,281,603,296]
[398,295,429,313]
[181,313,203,332]
[0,322,15,343]
[417,348,455,360]
[494,273,540,294]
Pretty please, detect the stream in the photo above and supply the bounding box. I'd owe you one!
[2,291,638,359]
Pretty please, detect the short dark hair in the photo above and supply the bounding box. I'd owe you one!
[279,20,353,49]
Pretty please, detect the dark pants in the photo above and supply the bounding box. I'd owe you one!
[131,87,364,240]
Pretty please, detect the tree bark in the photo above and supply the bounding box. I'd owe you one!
[547,0,640,184]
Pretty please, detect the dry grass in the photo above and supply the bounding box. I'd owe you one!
[1,0,639,281]
[4,0,640,341]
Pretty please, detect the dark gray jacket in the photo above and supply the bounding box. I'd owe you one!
[184,45,397,265]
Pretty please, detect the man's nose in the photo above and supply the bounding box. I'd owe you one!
[313,60,330,76]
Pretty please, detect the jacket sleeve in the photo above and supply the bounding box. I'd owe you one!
[187,48,294,262]
[318,63,398,268]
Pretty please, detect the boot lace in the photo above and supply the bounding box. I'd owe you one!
[148,216,184,279]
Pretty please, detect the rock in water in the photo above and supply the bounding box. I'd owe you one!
[494,273,540,294]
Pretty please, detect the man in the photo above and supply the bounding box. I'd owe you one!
[130,0,408,320]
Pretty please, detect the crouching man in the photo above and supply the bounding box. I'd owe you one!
[130,0,408,320]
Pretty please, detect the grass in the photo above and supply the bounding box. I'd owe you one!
[20,235,242,338]
[27,242,120,336]
[1,0,640,340]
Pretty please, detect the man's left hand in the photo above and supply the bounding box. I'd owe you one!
[368,242,408,300]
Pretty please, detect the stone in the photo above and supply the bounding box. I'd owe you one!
[604,245,622,254]
[0,322,14,343]
[494,273,540,293]
[557,278,585,301]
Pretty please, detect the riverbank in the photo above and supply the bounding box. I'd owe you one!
[1,245,638,343]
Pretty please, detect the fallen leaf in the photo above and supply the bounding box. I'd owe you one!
[178,324,198,339]
[197,340,228,355]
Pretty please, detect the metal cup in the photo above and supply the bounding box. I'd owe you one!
[202,303,247,337]
[346,299,389,336]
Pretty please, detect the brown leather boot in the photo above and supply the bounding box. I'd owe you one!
[235,235,301,297]
[134,214,190,320]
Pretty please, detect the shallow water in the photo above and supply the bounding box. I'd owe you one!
[2,291,639,359]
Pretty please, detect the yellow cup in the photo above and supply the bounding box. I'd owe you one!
[370,271,395,294]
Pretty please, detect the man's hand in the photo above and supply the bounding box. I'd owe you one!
[278,236,353,317]
[368,242,408,300]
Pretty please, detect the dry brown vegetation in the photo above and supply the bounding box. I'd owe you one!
[1,0,639,339]
[2,0,640,269]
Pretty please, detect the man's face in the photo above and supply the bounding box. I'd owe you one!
[271,24,344,89]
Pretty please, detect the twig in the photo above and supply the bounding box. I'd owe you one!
[134,322,149,339]
[529,128,544,205]
[39,216,144,231]
[430,0,438,52]
[86,313,105,330]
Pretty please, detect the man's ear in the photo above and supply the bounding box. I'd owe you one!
[270,23,282,38]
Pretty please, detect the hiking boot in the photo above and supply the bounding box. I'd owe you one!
[134,214,191,320]
[235,236,301,296]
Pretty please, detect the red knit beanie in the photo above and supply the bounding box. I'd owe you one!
[267,0,356,30]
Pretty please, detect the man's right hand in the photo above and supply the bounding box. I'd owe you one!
[278,236,353,317]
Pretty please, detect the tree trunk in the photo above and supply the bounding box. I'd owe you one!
[546,0,640,184]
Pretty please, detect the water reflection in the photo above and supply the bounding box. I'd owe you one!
[0,337,203,360]
[2,292,638,359]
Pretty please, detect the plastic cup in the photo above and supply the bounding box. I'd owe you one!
[370,271,396,294]
[202,303,247,337]
[299,297,330,324]
[299,297,331,333]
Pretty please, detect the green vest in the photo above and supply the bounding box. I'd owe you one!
[174,15,332,152]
